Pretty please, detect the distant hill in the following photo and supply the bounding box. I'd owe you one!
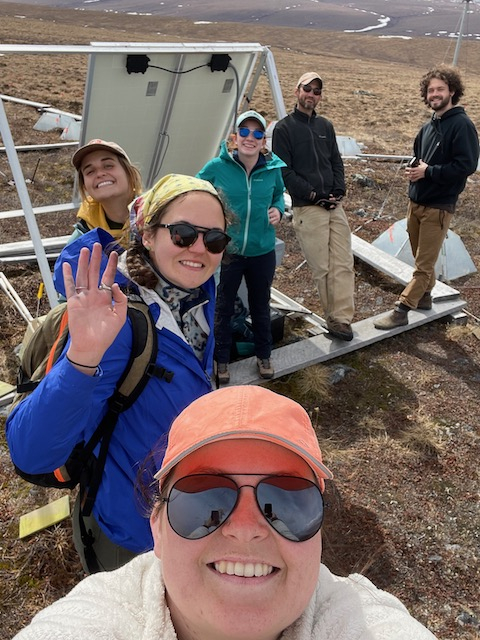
[2,0,480,38]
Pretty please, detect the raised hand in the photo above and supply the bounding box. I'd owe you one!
[62,243,128,372]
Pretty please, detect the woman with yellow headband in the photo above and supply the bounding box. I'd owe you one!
[6,174,231,574]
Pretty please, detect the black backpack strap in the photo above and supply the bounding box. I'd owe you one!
[76,301,160,572]
[79,301,159,517]
[78,509,101,574]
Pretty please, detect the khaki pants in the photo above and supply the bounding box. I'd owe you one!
[72,494,138,574]
[293,204,355,323]
[400,202,452,309]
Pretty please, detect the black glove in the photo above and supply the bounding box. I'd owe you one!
[315,198,338,210]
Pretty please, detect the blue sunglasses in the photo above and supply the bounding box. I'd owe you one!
[238,127,265,140]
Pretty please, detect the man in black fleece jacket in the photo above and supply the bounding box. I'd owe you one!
[375,64,479,330]
[272,72,355,342]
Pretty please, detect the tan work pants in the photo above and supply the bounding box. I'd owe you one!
[292,204,355,324]
[400,202,452,309]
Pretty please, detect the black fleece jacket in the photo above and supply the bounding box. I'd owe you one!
[409,106,479,209]
[272,107,345,207]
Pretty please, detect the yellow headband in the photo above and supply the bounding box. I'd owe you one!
[131,173,221,236]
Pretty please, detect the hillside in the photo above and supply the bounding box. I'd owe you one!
[0,4,479,639]
[2,0,480,37]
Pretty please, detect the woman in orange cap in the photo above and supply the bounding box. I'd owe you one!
[14,386,438,640]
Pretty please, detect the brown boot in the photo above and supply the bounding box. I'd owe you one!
[374,307,408,330]
[417,292,432,310]
[216,362,230,385]
[326,320,353,341]
[257,358,274,380]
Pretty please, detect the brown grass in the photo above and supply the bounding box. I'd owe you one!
[1,3,480,638]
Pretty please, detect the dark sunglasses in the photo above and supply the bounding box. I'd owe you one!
[161,473,324,542]
[157,222,230,254]
[238,127,265,140]
[301,84,322,96]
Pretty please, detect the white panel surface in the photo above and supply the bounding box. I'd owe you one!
[80,46,259,187]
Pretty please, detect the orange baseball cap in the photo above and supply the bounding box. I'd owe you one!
[72,139,131,170]
[155,386,333,491]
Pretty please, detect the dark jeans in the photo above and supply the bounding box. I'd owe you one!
[215,250,276,363]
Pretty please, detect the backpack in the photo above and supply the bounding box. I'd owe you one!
[10,297,172,572]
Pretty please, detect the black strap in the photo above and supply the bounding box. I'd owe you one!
[76,302,159,569]
[78,505,101,574]
[79,303,158,515]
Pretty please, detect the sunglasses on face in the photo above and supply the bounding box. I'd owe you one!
[161,473,324,542]
[301,84,322,96]
[157,222,231,254]
[238,127,265,140]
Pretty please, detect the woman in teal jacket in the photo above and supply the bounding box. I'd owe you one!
[197,110,286,383]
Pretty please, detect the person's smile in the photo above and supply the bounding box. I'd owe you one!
[95,178,115,189]
[212,559,276,578]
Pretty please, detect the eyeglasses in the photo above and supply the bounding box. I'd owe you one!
[161,473,324,542]
[301,84,322,96]
[157,222,230,254]
[238,127,265,140]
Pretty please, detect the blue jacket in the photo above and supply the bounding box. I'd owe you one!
[197,141,286,257]
[6,229,215,553]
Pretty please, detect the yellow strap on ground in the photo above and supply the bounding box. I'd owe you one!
[19,495,70,538]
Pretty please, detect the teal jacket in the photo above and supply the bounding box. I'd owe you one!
[197,141,286,257]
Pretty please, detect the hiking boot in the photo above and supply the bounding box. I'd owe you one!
[257,358,274,380]
[416,292,432,310]
[374,307,408,330]
[326,320,353,342]
[216,362,230,385]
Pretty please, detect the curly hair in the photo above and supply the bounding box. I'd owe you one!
[420,64,465,106]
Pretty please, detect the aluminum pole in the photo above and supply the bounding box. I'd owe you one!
[453,0,472,66]
[0,97,58,308]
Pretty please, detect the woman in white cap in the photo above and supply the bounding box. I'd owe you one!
[70,139,143,242]
[13,386,438,640]
[197,110,286,383]
[6,174,230,574]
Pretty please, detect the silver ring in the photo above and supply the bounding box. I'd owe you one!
[99,282,112,292]
[75,286,88,293]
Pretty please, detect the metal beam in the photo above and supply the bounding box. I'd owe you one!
[227,298,467,385]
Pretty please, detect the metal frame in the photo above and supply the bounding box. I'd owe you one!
[0,42,286,307]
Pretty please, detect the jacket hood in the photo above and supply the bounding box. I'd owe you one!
[76,199,127,240]
[432,105,465,122]
[54,228,131,297]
